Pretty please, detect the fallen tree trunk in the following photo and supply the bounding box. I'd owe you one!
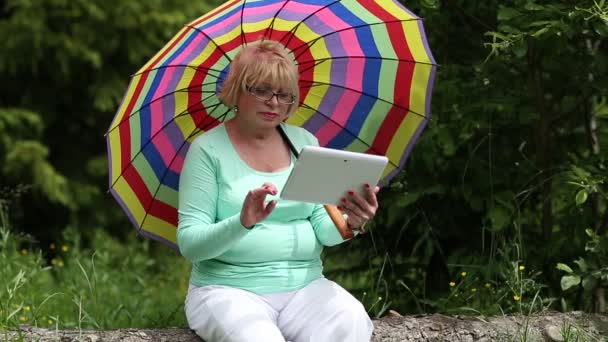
[6,311,608,341]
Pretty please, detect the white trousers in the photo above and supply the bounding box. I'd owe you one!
[185,278,373,342]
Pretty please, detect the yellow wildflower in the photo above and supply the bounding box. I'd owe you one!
[24,306,30,311]
[485,283,492,288]
[58,260,64,267]
[378,297,382,301]
[51,258,58,265]
[461,272,467,277]
[513,295,521,301]
[19,317,27,322]
[62,245,69,252]
[48,320,53,325]
[519,265,525,271]
[449,282,456,287]
[471,288,477,292]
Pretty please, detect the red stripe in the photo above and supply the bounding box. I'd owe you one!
[361,3,416,155]
[119,71,151,173]
[184,29,314,129]
[123,163,177,226]
[148,197,178,226]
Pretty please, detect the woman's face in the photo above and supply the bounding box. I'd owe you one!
[235,81,294,129]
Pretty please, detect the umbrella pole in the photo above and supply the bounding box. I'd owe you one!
[324,204,355,240]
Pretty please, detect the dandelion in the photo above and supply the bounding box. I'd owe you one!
[20,249,28,255]
[449,282,456,287]
[461,272,467,277]
[50,243,56,250]
[519,265,525,271]
[513,295,521,301]
[62,245,69,252]
[19,316,27,322]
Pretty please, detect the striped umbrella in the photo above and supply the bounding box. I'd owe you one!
[106,0,437,249]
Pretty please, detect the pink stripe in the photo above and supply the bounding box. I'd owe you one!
[315,31,365,145]
[172,33,208,66]
[154,130,177,167]
[244,2,283,16]
[310,6,353,33]
[282,1,324,14]
[169,154,185,173]
[151,68,178,133]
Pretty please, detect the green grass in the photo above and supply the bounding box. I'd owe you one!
[0,227,191,334]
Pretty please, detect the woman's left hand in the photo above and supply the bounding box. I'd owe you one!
[338,184,380,232]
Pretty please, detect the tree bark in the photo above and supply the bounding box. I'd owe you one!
[6,312,608,341]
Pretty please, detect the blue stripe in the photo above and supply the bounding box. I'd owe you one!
[326,3,381,149]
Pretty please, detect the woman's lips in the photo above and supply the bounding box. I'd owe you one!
[260,112,279,119]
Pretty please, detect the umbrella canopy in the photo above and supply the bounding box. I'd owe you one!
[106,0,437,249]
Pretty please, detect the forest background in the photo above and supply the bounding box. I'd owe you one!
[1,0,607,331]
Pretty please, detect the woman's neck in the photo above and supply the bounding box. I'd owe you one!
[225,118,278,144]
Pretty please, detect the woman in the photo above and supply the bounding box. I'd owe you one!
[177,38,379,342]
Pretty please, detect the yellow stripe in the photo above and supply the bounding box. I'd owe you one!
[402,21,433,64]
[108,130,122,184]
[378,0,418,21]
[386,111,424,167]
[410,62,433,117]
[113,177,146,226]
[142,216,177,244]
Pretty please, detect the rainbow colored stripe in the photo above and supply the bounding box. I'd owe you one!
[107,0,436,248]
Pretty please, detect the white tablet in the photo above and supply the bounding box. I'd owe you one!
[280,146,389,205]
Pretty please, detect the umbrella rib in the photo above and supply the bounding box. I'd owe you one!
[297,102,400,168]
[137,107,231,231]
[109,93,225,191]
[132,63,227,78]
[240,0,246,46]
[264,0,291,40]
[106,80,222,136]
[296,55,437,72]
[299,79,428,121]
[278,0,342,48]
[290,18,425,60]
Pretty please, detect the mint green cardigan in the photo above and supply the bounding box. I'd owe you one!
[177,123,349,294]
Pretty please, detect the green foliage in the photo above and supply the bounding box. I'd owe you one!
[0,215,190,331]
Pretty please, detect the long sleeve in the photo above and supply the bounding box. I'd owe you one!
[309,204,352,246]
[176,138,250,262]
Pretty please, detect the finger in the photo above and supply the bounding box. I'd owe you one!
[250,186,275,199]
[338,203,368,223]
[263,200,277,216]
[363,184,379,209]
[262,182,278,195]
[338,206,367,228]
[344,191,375,218]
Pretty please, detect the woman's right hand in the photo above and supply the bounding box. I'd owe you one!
[240,182,278,228]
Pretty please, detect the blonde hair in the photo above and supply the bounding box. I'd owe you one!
[218,39,299,116]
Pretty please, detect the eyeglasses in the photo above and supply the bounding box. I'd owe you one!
[247,86,296,105]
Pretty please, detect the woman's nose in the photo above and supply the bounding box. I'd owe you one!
[265,94,280,106]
